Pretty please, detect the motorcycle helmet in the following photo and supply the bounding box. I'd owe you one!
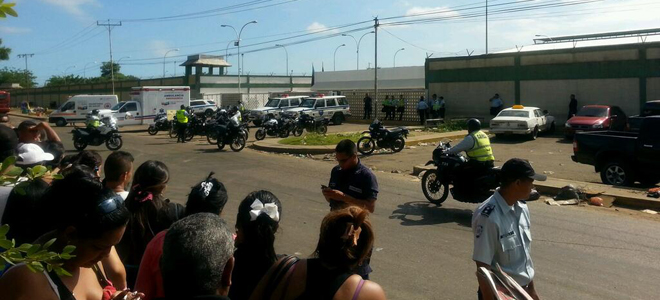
[91,109,100,116]
[467,118,481,133]
[554,185,580,200]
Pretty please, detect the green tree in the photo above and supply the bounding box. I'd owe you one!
[0,39,10,61]
[100,61,120,78]
[44,75,87,87]
[0,67,37,88]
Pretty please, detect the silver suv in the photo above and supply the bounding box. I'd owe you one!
[286,95,351,125]
[249,95,306,126]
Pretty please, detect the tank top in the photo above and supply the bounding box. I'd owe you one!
[297,259,363,300]
[44,263,116,300]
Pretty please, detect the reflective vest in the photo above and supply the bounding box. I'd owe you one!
[87,116,100,128]
[433,101,441,111]
[397,99,405,107]
[466,130,495,162]
[176,110,189,124]
[383,99,391,106]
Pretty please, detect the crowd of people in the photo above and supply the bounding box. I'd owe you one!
[0,115,544,300]
[0,118,387,300]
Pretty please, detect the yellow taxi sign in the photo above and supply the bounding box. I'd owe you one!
[512,105,525,109]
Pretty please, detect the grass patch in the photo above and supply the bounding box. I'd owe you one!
[425,120,470,133]
[279,132,363,146]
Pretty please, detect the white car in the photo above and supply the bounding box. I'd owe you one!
[190,99,219,116]
[249,95,307,126]
[286,95,351,125]
[489,105,556,140]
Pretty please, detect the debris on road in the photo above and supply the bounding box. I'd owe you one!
[543,171,555,175]
[391,170,402,174]
[375,247,384,252]
[418,142,429,146]
[528,189,541,201]
[554,185,582,201]
[589,197,604,206]
[545,198,579,206]
[648,188,660,198]
[411,178,420,182]
[642,209,658,215]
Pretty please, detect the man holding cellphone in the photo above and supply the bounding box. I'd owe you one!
[322,139,379,279]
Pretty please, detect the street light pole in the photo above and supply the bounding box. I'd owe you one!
[222,21,257,94]
[342,34,358,70]
[357,31,375,70]
[63,65,76,86]
[486,0,488,54]
[275,44,289,76]
[393,48,405,67]
[334,44,346,71]
[163,48,179,77]
[225,40,234,75]
[83,61,98,78]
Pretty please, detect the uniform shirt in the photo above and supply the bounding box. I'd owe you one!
[472,191,535,286]
[328,161,379,211]
[490,97,503,108]
[417,101,429,110]
[447,135,475,155]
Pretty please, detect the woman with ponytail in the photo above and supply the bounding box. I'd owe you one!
[134,172,228,300]
[230,190,283,300]
[250,206,386,300]
[117,160,184,288]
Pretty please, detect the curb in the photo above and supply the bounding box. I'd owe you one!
[8,112,48,121]
[412,164,660,210]
[253,131,467,155]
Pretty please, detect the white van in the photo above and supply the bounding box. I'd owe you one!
[49,95,118,127]
[100,86,191,127]
[286,95,351,125]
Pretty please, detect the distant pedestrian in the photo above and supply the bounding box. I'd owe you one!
[568,94,578,120]
[323,139,378,279]
[363,93,372,120]
[417,96,429,125]
[382,95,391,120]
[396,94,406,121]
[472,158,546,300]
[438,96,446,119]
[489,93,504,116]
[426,95,433,119]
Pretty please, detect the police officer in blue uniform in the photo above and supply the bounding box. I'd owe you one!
[472,158,546,300]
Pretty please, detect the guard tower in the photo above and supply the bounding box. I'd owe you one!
[180,54,232,76]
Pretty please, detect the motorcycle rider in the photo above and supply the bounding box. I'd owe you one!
[447,118,495,194]
[175,105,190,143]
[86,109,102,140]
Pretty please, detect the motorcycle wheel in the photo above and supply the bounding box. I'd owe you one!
[421,171,449,205]
[73,138,88,151]
[230,135,246,152]
[184,128,195,142]
[357,137,375,155]
[317,124,328,134]
[207,132,218,145]
[255,129,266,141]
[106,135,123,151]
[147,126,158,135]
[169,126,177,138]
[279,129,290,138]
[391,137,405,153]
[217,140,226,150]
[242,129,249,140]
[293,126,304,137]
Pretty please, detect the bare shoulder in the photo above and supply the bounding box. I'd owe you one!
[357,281,386,300]
[0,264,56,300]
[335,275,386,300]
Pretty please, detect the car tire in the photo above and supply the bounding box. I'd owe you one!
[529,126,539,140]
[55,119,67,127]
[600,160,634,186]
[205,109,214,117]
[332,113,344,125]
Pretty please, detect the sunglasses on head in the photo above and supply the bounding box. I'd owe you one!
[96,195,124,215]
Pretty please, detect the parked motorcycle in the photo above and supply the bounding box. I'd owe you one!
[357,119,409,155]
[147,110,172,135]
[292,112,329,136]
[421,142,500,205]
[207,110,249,145]
[206,114,247,152]
[72,115,123,151]
[255,114,295,140]
[180,113,209,141]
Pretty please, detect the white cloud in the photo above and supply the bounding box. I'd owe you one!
[307,22,338,34]
[0,26,31,34]
[40,0,100,18]
[149,40,176,58]
[405,6,460,17]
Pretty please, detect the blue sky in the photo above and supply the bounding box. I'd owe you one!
[1,0,659,85]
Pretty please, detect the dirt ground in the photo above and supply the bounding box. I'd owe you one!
[311,131,604,184]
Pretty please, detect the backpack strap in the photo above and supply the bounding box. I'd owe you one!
[261,255,299,299]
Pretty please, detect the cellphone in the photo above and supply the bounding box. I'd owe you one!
[321,185,328,189]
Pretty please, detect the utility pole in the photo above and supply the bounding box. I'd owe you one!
[374,17,379,119]
[485,0,489,54]
[97,20,122,95]
[17,53,34,103]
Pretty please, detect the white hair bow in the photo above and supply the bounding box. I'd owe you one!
[200,181,213,197]
[249,199,280,222]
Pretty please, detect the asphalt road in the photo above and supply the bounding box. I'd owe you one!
[11,117,660,300]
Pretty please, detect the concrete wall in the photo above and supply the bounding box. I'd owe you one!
[313,66,424,91]
[428,81,515,121]
[647,77,660,100]
[520,78,639,123]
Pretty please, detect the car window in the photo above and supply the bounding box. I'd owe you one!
[61,101,75,111]
[191,101,204,106]
[577,107,608,117]
[301,99,315,108]
[534,110,541,117]
[316,100,326,108]
[207,100,216,106]
[290,99,300,106]
[612,107,626,118]
[497,110,529,118]
[265,99,280,107]
[124,102,138,112]
[326,99,337,107]
[279,100,290,107]
[338,98,348,106]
